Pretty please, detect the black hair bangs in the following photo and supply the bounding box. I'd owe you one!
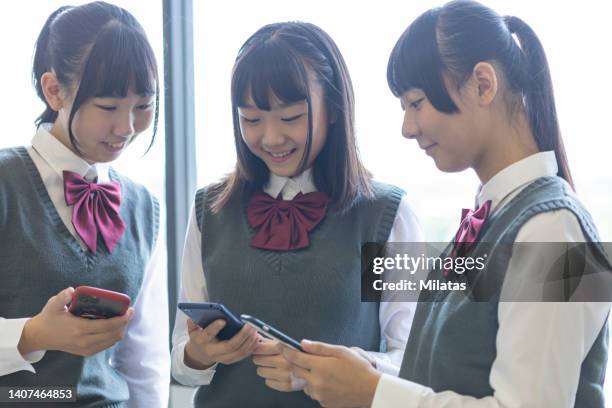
[68,18,159,152]
[78,20,158,100]
[387,8,459,114]
[232,39,310,110]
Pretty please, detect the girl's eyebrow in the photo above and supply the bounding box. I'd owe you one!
[402,93,424,107]
[404,89,422,99]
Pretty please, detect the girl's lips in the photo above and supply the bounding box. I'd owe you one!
[266,148,297,163]
[102,141,126,153]
[423,143,437,155]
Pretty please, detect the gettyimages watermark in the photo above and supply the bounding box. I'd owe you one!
[361,242,612,302]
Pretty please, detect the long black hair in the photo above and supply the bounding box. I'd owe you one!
[32,1,159,152]
[387,0,573,188]
[210,21,373,213]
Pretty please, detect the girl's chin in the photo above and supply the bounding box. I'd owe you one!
[83,151,121,164]
[433,158,470,173]
[267,166,300,178]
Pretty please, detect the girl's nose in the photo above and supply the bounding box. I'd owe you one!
[113,112,135,139]
[402,110,419,139]
[261,123,286,147]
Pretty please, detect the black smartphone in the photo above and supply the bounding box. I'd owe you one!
[240,314,304,352]
[178,302,244,340]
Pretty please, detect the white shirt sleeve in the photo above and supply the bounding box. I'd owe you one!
[110,213,171,408]
[0,318,46,376]
[366,195,424,376]
[171,206,218,386]
[371,209,610,408]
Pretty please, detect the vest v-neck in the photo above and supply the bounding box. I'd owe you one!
[240,192,334,274]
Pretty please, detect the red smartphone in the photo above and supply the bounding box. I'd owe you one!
[68,286,131,319]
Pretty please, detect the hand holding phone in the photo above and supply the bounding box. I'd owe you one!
[241,315,304,352]
[252,338,307,392]
[179,303,260,370]
[18,287,133,357]
[178,302,244,340]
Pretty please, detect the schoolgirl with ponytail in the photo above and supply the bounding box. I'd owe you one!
[277,1,612,407]
[0,2,169,406]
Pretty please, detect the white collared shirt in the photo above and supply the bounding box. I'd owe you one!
[171,168,424,385]
[0,125,170,408]
[372,151,611,408]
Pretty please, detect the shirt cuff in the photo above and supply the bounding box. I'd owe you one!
[171,341,218,386]
[374,356,400,376]
[371,373,430,408]
[363,349,402,376]
[0,318,46,375]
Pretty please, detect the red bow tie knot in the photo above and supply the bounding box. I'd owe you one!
[63,170,126,254]
[247,191,329,251]
[444,200,492,278]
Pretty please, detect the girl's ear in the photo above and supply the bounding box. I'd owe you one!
[40,72,65,111]
[472,62,498,106]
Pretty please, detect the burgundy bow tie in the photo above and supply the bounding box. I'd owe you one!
[63,170,126,254]
[247,191,329,251]
[444,200,492,278]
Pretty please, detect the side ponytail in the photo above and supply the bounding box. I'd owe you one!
[32,6,72,127]
[504,15,574,189]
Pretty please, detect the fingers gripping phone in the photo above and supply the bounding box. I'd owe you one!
[240,315,304,352]
[68,286,131,319]
[178,302,244,341]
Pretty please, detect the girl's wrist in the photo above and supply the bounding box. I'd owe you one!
[18,316,42,356]
[363,369,383,407]
[184,340,215,370]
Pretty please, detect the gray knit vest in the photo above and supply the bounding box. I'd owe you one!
[192,181,403,407]
[0,147,159,408]
[399,176,610,407]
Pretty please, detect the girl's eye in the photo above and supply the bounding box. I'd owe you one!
[96,105,117,112]
[241,117,260,124]
[137,103,153,110]
[281,114,304,123]
[410,98,425,110]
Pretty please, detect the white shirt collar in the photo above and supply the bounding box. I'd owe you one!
[31,123,110,182]
[476,151,558,211]
[264,168,317,200]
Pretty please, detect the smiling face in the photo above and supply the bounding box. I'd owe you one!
[399,83,487,173]
[51,89,155,164]
[237,76,329,178]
